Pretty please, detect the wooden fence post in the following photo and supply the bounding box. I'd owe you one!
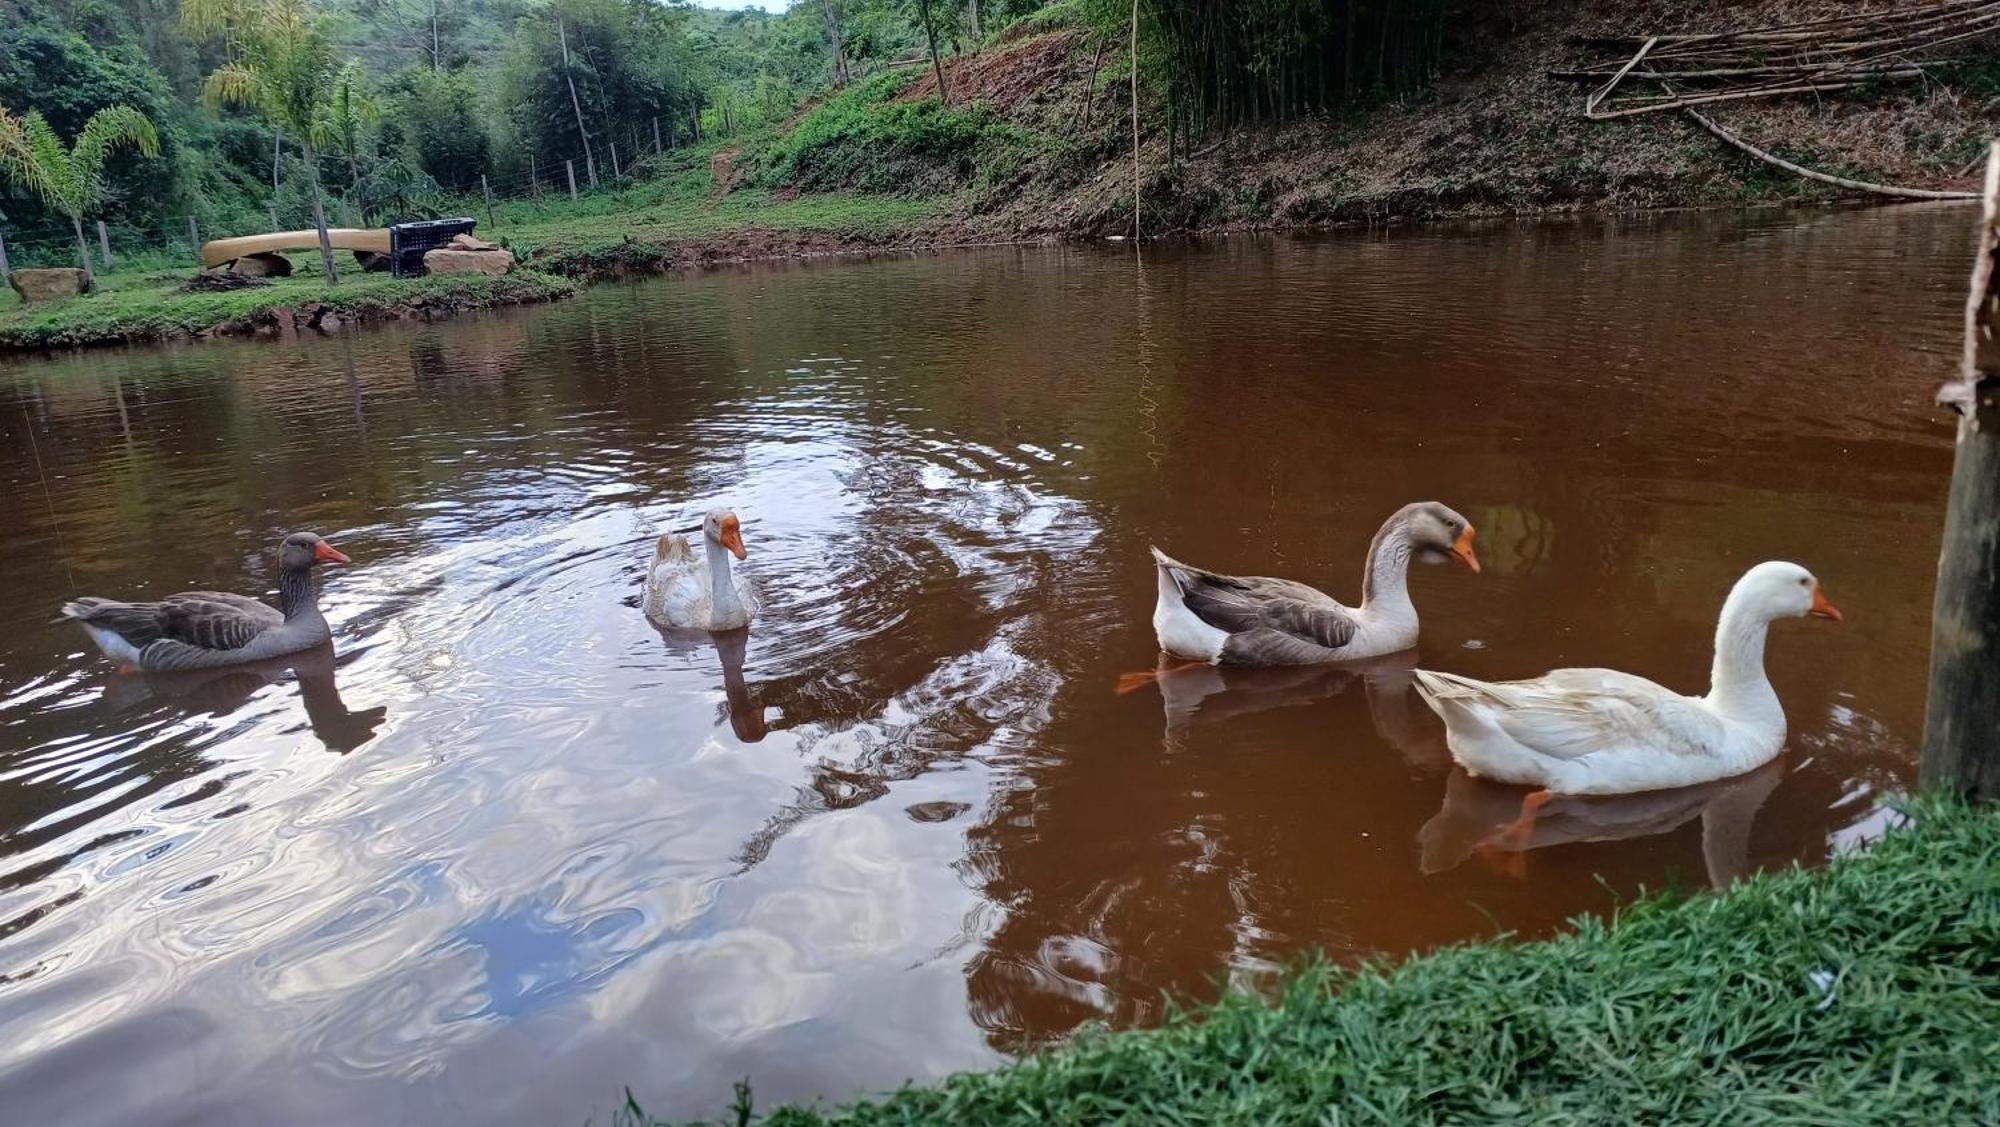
[0,226,10,279]
[653,117,662,156]
[269,204,281,232]
[610,141,621,182]
[187,215,201,261]
[97,219,114,271]
[1923,139,2000,803]
[567,159,580,201]
[481,173,497,231]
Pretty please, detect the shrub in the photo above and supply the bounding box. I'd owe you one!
[742,72,1044,196]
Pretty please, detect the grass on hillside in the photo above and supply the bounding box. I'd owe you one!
[459,145,943,267]
[637,797,1999,1125]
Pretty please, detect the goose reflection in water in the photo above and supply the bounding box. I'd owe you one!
[646,622,772,743]
[1141,649,1451,771]
[97,640,387,753]
[1418,757,1786,887]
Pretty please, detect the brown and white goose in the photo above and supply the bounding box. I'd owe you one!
[643,508,759,631]
[60,531,350,673]
[1149,502,1479,666]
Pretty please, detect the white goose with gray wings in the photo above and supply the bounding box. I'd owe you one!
[1149,502,1480,666]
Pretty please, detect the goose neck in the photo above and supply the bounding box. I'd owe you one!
[279,566,319,620]
[1360,521,1414,616]
[706,537,742,620]
[1706,598,1780,724]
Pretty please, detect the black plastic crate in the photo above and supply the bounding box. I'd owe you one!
[388,217,477,278]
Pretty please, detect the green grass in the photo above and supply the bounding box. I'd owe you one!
[0,150,934,351]
[640,797,1999,1125]
[423,144,942,274]
[0,262,574,350]
[0,80,1014,350]
[733,72,1048,197]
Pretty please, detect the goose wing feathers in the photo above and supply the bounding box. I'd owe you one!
[1419,668,1728,761]
[157,593,283,651]
[1155,553,1359,653]
[64,592,281,652]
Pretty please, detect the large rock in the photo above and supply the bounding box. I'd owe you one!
[448,233,499,252]
[230,252,293,278]
[8,267,90,303]
[424,247,514,276]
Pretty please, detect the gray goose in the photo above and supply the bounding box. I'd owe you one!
[61,532,350,673]
[1148,502,1479,667]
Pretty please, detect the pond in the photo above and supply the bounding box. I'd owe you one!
[0,203,1967,1123]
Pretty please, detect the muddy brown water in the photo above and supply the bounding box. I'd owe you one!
[0,204,1967,1123]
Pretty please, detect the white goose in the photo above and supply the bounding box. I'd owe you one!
[643,508,761,631]
[1413,561,1841,799]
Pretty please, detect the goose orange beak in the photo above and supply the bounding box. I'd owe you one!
[315,541,351,564]
[1450,526,1481,574]
[1810,583,1842,621]
[719,520,746,561]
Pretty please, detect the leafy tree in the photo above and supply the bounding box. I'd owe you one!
[319,59,380,187]
[385,66,488,192]
[912,0,950,104]
[0,16,184,228]
[183,0,349,283]
[0,104,160,284]
[351,154,443,223]
[497,0,703,179]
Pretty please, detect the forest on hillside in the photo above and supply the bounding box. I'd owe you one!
[0,0,1476,266]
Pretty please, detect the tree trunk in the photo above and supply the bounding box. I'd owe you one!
[558,17,597,188]
[1130,0,1141,240]
[1925,386,2000,803]
[272,129,282,193]
[919,0,949,105]
[70,213,94,287]
[969,0,981,46]
[1080,36,1106,129]
[817,0,849,86]
[305,144,340,285]
[1924,142,2000,802]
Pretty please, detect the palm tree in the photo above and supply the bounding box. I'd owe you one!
[0,105,160,287]
[320,60,379,189]
[183,0,345,284]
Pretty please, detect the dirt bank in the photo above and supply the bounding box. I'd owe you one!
[938,0,1999,238]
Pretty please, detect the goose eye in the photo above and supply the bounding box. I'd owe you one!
[1799,578,1810,587]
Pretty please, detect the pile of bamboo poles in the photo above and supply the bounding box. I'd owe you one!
[1554,0,2000,120]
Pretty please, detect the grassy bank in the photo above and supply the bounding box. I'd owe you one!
[0,142,927,353]
[486,139,946,278]
[0,267,575,352]
[648,797,1999,1125]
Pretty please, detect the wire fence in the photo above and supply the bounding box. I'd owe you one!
[0,115,712,278]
